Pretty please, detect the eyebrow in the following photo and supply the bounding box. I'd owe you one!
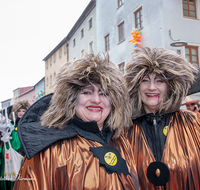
[144,74,164,79]
[81,85,105,93]
[81,85,94,91]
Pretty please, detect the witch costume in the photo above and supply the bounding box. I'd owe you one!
[13,53,139,190]
[125,47,200,189]
[0,100,30,190]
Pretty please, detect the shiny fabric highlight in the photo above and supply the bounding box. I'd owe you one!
[127,110,200,190]
[13,135,139,190]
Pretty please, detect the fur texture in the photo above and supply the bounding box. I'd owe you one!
[9,100,30,120]
[41,53,132,138]
[125,46,198,119]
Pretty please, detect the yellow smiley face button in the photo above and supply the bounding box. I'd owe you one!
[104,152,117,166]
[163,126,168,136]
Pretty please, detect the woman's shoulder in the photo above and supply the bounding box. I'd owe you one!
[176,109,200,118]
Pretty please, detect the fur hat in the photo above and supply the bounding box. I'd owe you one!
[9,100,30,120]
[181,96,199,106]
[41,53,132,138]
[125,46,198,119]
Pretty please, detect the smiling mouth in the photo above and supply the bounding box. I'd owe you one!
[87,107,102,110]
[146,94,159,97]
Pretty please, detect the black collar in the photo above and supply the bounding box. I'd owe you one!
[73,116,101,133]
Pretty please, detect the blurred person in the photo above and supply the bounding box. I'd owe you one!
[0,100,30,190]
[181,96,200,115]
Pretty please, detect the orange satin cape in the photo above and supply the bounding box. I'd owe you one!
[127,110,200,190]
[194,109,200,115]
[13,134,139,190]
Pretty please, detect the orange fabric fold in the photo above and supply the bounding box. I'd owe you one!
[127,110,200,190]
[13,135,139,190]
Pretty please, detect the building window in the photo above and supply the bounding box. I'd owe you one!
[81,49,84,57]
[81,28,84,38]
[50,75,52,85]
[50,57,52,66]
[105,34,110,51]
[117,0,123,8]
[53,72,56,81]
[54,53,56,63]
[64,43,67,54]
[183,0,197,18]
[89,41,93,53]
[89,18,92,30]
[185,45,199,66]
[118,62,125,74]
[46,61,48,69]
[59,48,62,58]
[73,38,76,47]
[46,77,48,86]
[118,21,125,43]
[135,7,143,29]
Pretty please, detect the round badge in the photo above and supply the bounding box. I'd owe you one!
[147,161,170,186]
[163,126,168,136]
[104,152,117,166]
[14,127,18,131]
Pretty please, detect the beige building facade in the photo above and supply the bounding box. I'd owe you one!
[43,1,96,95]
[43,38,68,95]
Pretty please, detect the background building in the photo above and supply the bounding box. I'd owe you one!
[1,98,12,109]
[43,38,68,95]
[68,0,96,61]
[19,87,35,104]
[34,77,45,101]
[96,0,200,71]
[13,87,34,103]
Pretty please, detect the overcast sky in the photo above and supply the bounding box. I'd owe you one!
[0,0,91,107]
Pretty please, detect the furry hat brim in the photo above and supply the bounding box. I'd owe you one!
[41,52,132,138]
[125,47,198,119]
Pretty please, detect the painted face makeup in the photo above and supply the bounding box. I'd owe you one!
[139,73,167,114]
[75,84,111,131]
[17,109,26,119]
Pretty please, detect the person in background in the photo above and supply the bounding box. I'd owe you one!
[0,100,30,190]
[13,53,139,190]
[125,46,200,189]
[197,102,200,112]
[181,96,200,115]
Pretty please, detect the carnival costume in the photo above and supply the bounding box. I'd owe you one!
[0,100,30,190]
[13,53,139,190]
[125,47,200,189]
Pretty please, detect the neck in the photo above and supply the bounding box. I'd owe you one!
[144,106,157,114]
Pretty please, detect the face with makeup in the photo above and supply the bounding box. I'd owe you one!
[139,73,167,114]
[17,108,26,119]
[75,84,111,131]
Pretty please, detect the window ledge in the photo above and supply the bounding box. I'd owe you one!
[183,16,199,20]
[117,39,125,45]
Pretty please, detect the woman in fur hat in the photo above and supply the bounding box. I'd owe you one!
[13,53,139,190]
[125,46,200,189]
[0,100,30,190]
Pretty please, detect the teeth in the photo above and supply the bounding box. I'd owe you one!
[87,107,101,110]
[147,94,158,96]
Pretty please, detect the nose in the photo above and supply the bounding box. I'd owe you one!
[148,80,156,90]
[91,93,101,104]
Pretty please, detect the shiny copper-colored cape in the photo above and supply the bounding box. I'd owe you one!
[127,110,200,190]
[13,134,139,190]
[194,109,200,115]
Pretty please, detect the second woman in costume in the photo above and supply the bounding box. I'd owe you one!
[125,46,200,189]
